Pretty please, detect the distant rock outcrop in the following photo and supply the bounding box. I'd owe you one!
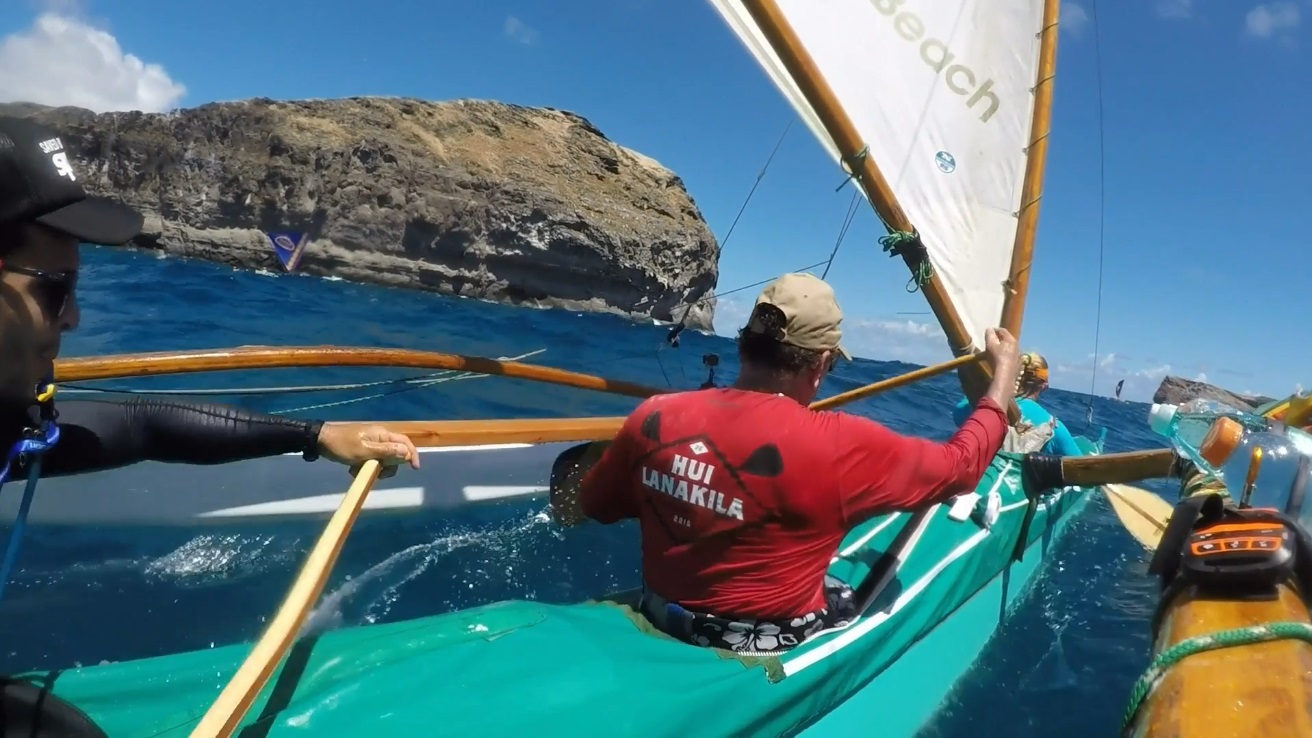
[1153,375,1277,412]
[0,97,719,330]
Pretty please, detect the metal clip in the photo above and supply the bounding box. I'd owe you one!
[1240,445,1264,507]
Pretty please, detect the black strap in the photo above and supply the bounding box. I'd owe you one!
[1147,493,1221,584]
[1010,455,1060,563]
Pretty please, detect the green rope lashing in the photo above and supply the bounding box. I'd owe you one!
[1120,621,1312,734]
[835,146,869,192]
[879,230,933,293]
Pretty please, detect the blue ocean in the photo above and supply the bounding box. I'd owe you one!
[5,245,1173,736]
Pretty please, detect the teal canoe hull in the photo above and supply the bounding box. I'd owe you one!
[802,467,1090,736]
[21,437,1102,737]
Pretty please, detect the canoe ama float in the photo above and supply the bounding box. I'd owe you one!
[12,436,1102,737]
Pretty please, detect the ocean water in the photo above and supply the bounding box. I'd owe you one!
[5,245,1176,736]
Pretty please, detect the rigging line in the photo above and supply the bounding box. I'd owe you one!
[1086,0,1109,423]
[821,189,862,280]
[667,119,794,344]
[271,370,491,415]
[719,119,794,252]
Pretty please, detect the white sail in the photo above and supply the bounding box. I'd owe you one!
[709,0,1046,350]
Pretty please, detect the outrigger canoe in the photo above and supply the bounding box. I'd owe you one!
[1,0,1116,734]
[6,432,1105,737]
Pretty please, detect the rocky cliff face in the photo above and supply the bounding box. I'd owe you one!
[2,98,719,330]
[1153,375,1276,412]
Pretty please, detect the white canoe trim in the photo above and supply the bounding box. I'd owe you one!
[193,484,551,519]
[461,485,548,502]
[196,487,427,517]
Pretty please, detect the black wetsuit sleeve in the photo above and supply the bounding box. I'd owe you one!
[32,397,324,478]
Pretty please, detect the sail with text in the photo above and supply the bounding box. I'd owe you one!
[708,0,1047,351]
[266,231,311,273]
[1115,379,1124,400]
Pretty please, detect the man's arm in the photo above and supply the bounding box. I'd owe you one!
[830,397,1010,527]
[548,405,646,527]
[33,397,323,478]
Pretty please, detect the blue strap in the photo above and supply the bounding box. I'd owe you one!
[0,422,60,604]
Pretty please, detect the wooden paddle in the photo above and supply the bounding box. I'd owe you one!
[1102,483,1175,550]
[189,459,384,738]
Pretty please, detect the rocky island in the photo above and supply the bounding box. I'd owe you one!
[0,97,719,330]
[1153,375,1278,413]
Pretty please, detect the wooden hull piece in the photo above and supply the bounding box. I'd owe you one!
[1127,582,1312,738]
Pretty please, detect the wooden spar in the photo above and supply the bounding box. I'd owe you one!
[53,346,666,400]
[1058,447,1179,486]
[737,0,1018,423]
[810,352,981,411]
[343,417,627,447]
[998,0,1061,340]
[348,356,982,447]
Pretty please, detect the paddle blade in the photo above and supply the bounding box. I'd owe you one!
[548,441,610,526]
[1104,484,1174,551]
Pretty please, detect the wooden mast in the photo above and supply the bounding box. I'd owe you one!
[738,0,1041,421]
[999,0,1062,340]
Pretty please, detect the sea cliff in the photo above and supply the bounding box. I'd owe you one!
[1152,375,1277,412]
[1,97,719,330]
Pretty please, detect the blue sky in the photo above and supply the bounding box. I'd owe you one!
[1,0,1308,401]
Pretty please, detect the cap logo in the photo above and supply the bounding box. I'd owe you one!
[38,136,76,181]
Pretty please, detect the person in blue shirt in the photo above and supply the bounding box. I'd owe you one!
[952,352,1082,457]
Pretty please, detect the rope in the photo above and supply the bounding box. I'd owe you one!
[834,146,869,192]
[667,120,793,343]
[1085,0,1109,423]
[879,230,932,293]
[0,415,60,604]
[821,190,862,280]
[1121,621,1312,734]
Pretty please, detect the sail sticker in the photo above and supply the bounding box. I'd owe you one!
[935,151,956,174]
[265,231,311,273]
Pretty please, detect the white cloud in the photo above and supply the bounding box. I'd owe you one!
[844,318,952,364]
[1051,352,1175,402]
[711,298,1252,403]
[1245,2,1301,38]
[0,12,184,113]
[1156,0,1194,19]
[1063,3,1091,36]
[504,16,539,45]
[710,295,752,337]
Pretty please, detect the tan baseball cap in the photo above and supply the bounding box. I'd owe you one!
[746,272,852,360]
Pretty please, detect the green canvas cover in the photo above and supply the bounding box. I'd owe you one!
[18,437,1102,738]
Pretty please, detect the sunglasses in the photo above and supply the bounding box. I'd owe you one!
[0,263,77,318]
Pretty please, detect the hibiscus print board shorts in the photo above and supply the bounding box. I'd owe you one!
[639,576,858,654]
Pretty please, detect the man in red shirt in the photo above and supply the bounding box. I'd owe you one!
[552,272,1020,652]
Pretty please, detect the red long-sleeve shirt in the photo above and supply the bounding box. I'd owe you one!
[578,388,1009,619]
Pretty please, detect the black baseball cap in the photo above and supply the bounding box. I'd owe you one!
[0,116,142,245]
